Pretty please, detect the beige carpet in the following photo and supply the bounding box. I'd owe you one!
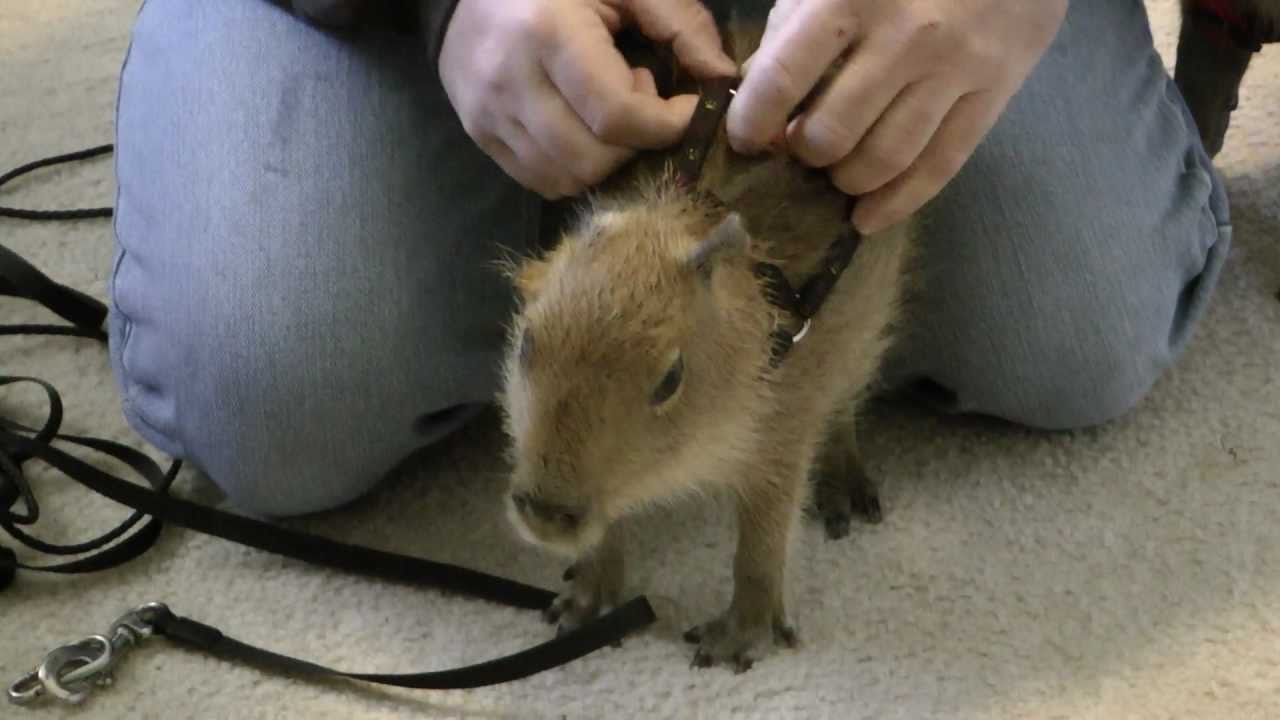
[3,1,1278,718]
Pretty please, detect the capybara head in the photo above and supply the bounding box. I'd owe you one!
[497,178,779,557]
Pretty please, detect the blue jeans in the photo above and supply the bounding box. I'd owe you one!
[107,0,1231,516]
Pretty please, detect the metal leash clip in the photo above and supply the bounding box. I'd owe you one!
[8,601,169,707]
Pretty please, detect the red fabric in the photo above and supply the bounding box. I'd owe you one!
[1186,0,1268,51]
[1190,0,1250,30]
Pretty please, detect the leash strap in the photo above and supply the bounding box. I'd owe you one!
[0,244,108,340]
[0,143,115,220]
[150,598,653,690]
[1,146,656,706]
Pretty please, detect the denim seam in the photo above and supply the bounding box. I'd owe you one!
[109,0,185,457]
[1154,56,1233,234]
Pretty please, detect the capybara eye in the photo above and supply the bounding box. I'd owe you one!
[558,511,579,529]
[651,353,684,406]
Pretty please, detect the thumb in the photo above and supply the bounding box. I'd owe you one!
[626,0,739,78]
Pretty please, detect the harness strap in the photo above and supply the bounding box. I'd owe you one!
[751,219,862,368]
[797,221,862,320]
[674,75,740,188]
[671,77,866,368]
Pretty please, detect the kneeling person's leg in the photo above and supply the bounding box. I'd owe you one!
[887,0,1232,430]
[108,0,538,515]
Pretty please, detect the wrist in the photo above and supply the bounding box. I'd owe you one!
[420,0,465,73]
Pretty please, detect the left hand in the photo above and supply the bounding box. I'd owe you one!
[726,0,1068,233]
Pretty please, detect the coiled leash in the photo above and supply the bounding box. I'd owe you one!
[1,145,655,706]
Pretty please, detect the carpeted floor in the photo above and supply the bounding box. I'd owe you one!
[2,1,1278,718]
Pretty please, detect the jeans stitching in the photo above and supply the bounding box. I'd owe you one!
[109,0,186,458]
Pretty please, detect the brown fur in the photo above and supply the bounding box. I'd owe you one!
[493,13,918,670]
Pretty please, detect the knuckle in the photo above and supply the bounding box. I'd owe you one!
[830,167,860,196]
[689,4,718,34]
[835,166,878,196]
[858,136,911,177]
[896,5,955,60]
[898,2,944,38]
[587,101,628,142]
[579,157,617,187]
[567,155,606,187]
[536,175,566,200]
[463,119,487,145]
[460,111,496,147]
[479,72,506,99]
[796,114,859,167]
[930,146,970,182]
[948,30,986,66]
[558,174,585,198]
[474,55,510,98]
[515,3,558,46]
[755,52,805,107]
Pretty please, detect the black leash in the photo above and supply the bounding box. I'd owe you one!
[1,145,655,707]
[0,143,114,220]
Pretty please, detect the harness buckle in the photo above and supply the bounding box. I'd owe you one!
[791,318,812,343]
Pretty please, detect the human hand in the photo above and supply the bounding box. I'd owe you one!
[438,0,737,199]
[727,0,1068,233]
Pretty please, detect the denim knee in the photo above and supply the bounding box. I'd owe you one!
[109,260,492,519]
[879,0,1236,431]
[898,149,1230,432]
[106,0,534,516]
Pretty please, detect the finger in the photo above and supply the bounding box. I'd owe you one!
[851,90,1004,234]
[726,0,857,153]
[540,23,703,148]
[784,27,909,169]
[738,0,803,77]
[632,66,658,96]
[759,0,802,45]
[829,78,957,196]
[627,0,738,77]
[591,0,624,32]
[493,116,578,200]
[480,135,558,199]
[524,70,635,187]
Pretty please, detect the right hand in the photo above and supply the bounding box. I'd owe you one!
[438,0,738,199]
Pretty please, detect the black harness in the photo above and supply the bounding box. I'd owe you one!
[672,76,865,368]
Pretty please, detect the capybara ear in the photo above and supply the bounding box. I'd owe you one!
[686,212,750,280]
